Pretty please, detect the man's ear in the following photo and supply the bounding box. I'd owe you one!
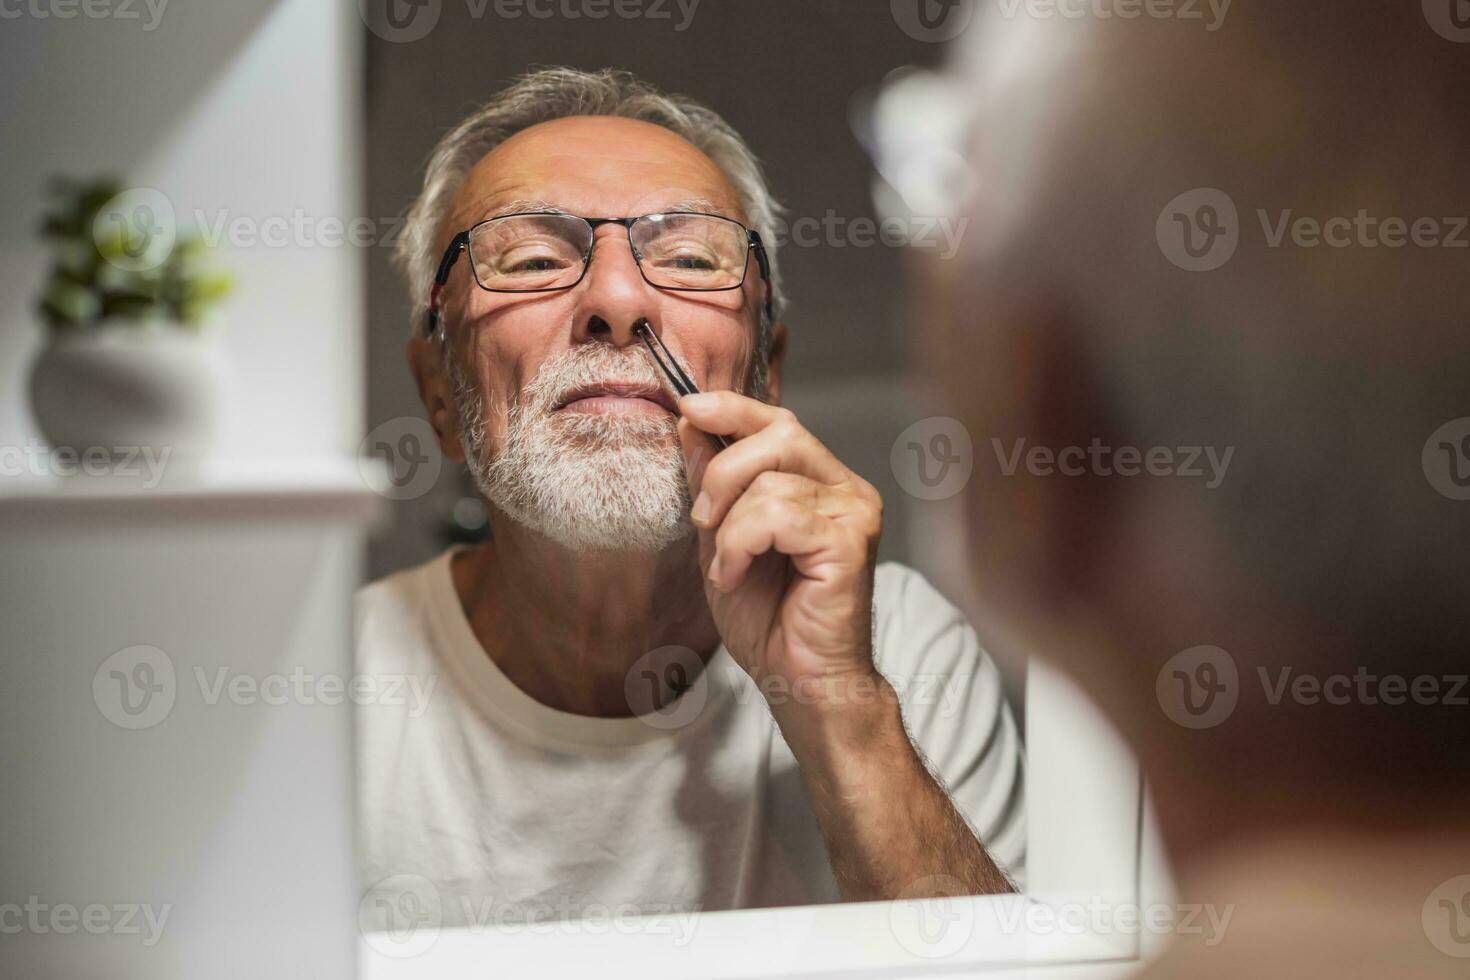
[763,320,788,405]
[406,335,467,464]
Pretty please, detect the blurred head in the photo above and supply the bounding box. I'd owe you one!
[396,69,786,552]
[900,7,1470,861]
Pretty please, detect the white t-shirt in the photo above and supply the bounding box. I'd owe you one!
[356,548,1025,929]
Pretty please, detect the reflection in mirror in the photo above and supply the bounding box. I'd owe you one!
[358,67,1028,927]
[356,10,1145,977]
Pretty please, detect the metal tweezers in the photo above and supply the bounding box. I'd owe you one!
[634,318,731,450]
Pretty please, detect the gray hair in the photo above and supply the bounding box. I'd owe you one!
[394,68,785,353]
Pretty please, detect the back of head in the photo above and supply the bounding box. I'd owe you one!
[938,5,1470,814]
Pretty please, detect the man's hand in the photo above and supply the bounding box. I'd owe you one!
[675,391,883,700]
[678,390,1015,902]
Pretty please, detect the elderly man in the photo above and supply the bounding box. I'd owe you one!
[356,68,1023,928]
[882,3,1470,977]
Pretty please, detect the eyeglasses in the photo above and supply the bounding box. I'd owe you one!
[425,211,773,337]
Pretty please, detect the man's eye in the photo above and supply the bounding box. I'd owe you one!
[507,257,563,273]
[497,247,574,274]
[666,254,718,270]
[652,246,720,271]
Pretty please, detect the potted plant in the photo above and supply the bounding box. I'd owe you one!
[29,177,234,474]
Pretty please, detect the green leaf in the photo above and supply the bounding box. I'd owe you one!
[39,279,101,326]
[38,176,234,333]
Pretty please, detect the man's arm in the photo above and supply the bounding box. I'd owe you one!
[676,391,1016,902]
[769,669,1015,901]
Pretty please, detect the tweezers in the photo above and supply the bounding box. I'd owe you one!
[634,318,731,451]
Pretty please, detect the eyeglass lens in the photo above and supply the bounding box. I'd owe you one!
[467,213,748,292]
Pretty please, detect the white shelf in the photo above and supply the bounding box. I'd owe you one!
[0,456,387,525]
[361,892,1135,980]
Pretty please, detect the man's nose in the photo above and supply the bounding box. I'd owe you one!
[573,226,656,346]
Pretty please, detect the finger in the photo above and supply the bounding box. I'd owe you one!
[678,417,719,501]
[678,390,794,443]
[698,469,825,535]
[689,420,851,529]
[675,419,722,579]
[709,491,851,592]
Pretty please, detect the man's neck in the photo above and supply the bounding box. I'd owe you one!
[449,518,721,717]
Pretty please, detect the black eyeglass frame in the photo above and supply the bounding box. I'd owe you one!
[424,211,774,337]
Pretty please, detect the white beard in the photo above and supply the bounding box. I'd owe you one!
[450,344,694,553]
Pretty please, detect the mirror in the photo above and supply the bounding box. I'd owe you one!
[355,4,1149,976]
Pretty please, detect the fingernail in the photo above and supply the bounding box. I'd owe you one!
[707,555,724,590]
[684,445,708,475]
[691,491,711,525]
[680,392,716,412]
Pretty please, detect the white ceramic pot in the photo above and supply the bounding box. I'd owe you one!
[29,323,228,468]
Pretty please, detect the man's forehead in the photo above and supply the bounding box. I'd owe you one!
[448,115,747,228]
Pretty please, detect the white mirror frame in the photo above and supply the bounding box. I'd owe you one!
[361,659,1146,979]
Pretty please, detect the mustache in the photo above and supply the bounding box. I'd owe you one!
[522,345,687,414]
